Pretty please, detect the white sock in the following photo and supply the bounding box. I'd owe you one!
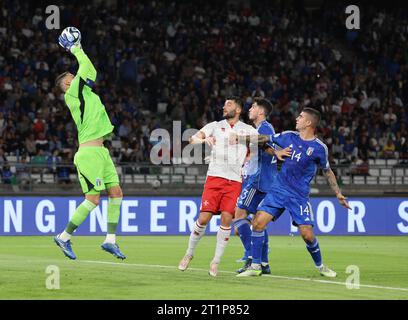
[58,231,71,242]
[251,263,261,270]
[104,234,116,244]
[186,221,207,256]
[212,226,231,264]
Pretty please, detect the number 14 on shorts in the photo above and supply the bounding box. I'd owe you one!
[299,203,312,218]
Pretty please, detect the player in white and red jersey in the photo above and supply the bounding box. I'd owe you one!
[178,96,258,277]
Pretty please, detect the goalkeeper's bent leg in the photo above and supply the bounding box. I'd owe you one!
[59,198,98,241]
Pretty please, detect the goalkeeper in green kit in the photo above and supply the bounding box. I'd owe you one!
[53,27,126,260]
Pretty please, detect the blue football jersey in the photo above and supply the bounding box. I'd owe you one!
[245,120,278,193]
[269,131,330,198]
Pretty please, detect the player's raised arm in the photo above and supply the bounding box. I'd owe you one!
[71,46,97,86]
[58,27,97,87]
[229,132,270,146]
[189,122,217,147]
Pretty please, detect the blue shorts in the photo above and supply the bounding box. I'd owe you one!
[257,190,314,227]
[237,182,267,215]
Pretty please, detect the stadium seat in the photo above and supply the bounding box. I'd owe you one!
[353,176,365,185]
[369,169,380,176]
[341,176,351,185]
[124,175,133,183]
[375,159,386,165]
[316,176,326,184]
[387,159,397,166]
[174,167,186,174]
[161,167,171,174]
[146,175,159,183]
[171,175,183,183]
[368,159,375,165]
[7,155,17,162]
[379,177,391,184]
[43,174,55,183]
[395,169,404,177]
[133,175,146,184]
[187,167,199,175]
[197,176,206,184]
[31,174,41,183]
[184,175,197,184]
[158,175,170,184]
[380,169,392,177]
[366,176,378,185]
[394,177,403,185]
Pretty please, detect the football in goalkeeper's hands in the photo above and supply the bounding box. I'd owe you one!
[61,27,81,45]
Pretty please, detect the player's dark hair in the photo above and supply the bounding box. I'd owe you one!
[302,107,321,127]
[55,71,70,91]
[226,96,244,110]
[254,97,273,116]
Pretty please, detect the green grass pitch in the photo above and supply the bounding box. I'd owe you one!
[0,235,407,300]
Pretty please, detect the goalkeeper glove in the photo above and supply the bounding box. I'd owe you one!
[58,33,81,53]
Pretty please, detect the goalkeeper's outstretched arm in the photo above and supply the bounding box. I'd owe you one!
[71,45,97,87]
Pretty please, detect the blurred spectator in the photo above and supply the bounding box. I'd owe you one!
[383,139,396,159]
[1,163,13,184]
[343,138,358,162]
[384,107,397,126]
[15,155,31,185]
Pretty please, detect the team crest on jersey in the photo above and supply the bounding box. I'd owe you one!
[95,178,102,187]
[306,147,314,156]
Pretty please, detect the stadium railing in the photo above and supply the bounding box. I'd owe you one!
[1,162,407,190]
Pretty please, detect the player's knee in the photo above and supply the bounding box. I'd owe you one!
[197,213,211,226]
[234,208,247,220]
[109,186,123,198]
[86,196,100,206]
[221,217,232,226]
[301,231,314,243]
[251,219,264,232]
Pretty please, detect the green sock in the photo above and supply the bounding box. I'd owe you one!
[107,197,122,234]
[65,199,97,234]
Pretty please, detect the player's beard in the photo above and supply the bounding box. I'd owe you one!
[223,110,237,119]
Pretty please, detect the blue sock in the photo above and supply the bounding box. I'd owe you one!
[305,238,322,267]
[261,229,269,264]
[251,230,264,265]
[235,219,252,259]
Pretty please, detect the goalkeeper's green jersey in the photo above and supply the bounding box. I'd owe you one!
[64,46,114,144]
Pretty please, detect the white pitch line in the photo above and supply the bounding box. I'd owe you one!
[81,260,408,293]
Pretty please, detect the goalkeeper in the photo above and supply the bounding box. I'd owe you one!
[53,27,126,260]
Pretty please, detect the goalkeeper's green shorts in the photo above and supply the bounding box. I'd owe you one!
[73,146,120,195]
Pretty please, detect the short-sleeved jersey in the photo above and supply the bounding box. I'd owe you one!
[200,119,258,182]
[64,46,114,144]
[245,120,278,192]
[268,131,330,199]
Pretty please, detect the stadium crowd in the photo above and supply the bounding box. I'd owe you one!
[0,1,407,183]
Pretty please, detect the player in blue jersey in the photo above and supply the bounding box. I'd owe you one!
[233,98,291,274]
[236,108,351,277]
